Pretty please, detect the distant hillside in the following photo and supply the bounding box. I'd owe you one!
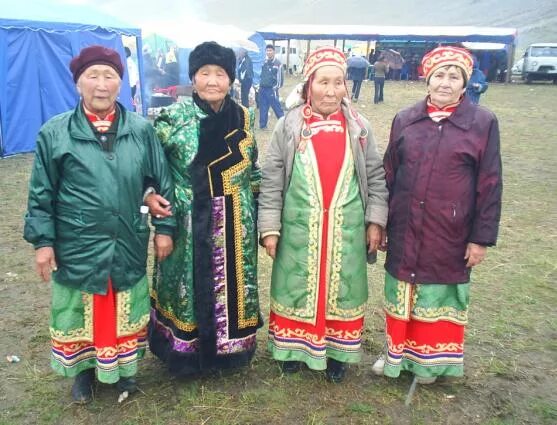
[202,0,557,55]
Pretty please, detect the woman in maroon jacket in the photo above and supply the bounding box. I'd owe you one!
[373,46,502,384]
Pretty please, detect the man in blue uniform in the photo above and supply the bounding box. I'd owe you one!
[258,44,284,129]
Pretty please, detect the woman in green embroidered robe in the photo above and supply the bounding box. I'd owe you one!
[145,42,262,375]
[258,47,389,383]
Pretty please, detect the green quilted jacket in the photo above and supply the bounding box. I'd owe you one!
[24,102,176,294]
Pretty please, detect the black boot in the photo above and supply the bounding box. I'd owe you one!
[326,359,347,383]
[116,376,138,394]
[280,361,302,374]
[71,369,94,403]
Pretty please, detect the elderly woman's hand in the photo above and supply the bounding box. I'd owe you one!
[154,234,173,261]
[367,223,383,254]
[35,246,57,282]
[263,235,279,259]
[146,193,173,219]
[465,242,487,268]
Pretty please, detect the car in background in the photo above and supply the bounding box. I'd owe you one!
[521,43,557,84]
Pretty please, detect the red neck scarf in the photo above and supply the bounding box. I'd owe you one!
[84,105,116,133]
[426,97,461,123]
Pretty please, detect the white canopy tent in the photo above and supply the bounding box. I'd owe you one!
[257,25,517,43]
[144,20,259,51]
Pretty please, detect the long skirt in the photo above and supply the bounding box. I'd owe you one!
[268,312,363,370]
[268,208,363,371]
[268,123,365,370]
[383,272,470,379]
[50,277,150,383]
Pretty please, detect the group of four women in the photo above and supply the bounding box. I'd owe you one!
[26,40,502,403]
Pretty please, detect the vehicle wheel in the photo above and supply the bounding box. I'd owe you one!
[553,78,557,84]
[525,74,533,84]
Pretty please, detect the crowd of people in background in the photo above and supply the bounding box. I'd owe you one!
[125,41,505,114]
[364,45,508,83]
[341,43,504,105]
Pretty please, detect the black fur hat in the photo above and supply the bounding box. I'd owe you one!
[188,41,236,82]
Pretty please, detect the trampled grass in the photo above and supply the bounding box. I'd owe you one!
[0,78,556,424]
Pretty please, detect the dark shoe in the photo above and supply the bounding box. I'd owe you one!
[280,361,302,374]
[116,376,138,394]
[326,359,347,383]
[71,369,94,404]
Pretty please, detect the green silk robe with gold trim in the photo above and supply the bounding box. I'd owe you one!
[270,131,368,324]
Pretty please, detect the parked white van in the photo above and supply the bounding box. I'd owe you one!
[522,43,557,83]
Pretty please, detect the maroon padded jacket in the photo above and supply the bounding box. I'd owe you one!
[383,96,502,284]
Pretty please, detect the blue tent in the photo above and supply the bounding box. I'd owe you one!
[0,4,145,157]
[248,33,267,85]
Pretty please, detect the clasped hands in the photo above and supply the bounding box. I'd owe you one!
[145,193,173,261]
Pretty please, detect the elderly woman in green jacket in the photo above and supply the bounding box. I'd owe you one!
[24,45,175,403]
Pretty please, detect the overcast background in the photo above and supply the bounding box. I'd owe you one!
[10,0,557,52]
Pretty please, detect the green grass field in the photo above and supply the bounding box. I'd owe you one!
[1,78,556,425]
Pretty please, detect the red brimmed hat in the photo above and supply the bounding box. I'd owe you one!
[421,46,473,82]
[303,46,347,81]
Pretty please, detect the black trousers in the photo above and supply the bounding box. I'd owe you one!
[374,77,385,103]
[240,78,252,108]
[351,79,363,100]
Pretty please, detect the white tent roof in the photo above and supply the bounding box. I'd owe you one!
[257,25,517,44]
[144,20,258,51]
[462,42,507,51]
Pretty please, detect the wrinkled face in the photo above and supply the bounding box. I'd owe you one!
[427,65,466,107]
[193,64,230,110]
[266,47,275,60]
[310,65,346,116]
[77,65,121,116]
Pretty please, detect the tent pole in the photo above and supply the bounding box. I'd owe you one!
[342,39,346,52]
[136,35,147,117]
[334,39,337,47]
[306,40,311,60]
[286,39,291,74]
[506,42,515,83]
[366,40,371,57]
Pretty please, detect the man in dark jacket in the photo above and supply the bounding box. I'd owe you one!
[23,45,176,403]
[347,55,370,102]
[237,48,254,108]
[466,56,488,104]
[258,44,284,129]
